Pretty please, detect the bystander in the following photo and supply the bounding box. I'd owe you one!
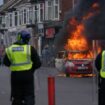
[41,44,50,67]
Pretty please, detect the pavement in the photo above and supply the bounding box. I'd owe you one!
[0,66,98,105]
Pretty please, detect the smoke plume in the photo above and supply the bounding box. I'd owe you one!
[54,0,105,53]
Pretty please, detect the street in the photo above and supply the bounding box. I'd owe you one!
[0,0,104,105]
[0,66,98,105]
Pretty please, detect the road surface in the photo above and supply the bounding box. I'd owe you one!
[0,66,98,105]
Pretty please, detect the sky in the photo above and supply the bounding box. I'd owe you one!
[0,0,3,5]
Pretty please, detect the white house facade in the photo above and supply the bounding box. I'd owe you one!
[0,0,60,55]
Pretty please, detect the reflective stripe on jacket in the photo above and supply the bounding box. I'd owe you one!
[6,44,32,71]
[100,51,105,78]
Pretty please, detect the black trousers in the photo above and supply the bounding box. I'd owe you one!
[98,88,105,105]
[12,95,35,105]
[98,79,105,105]
[11,71,35,105]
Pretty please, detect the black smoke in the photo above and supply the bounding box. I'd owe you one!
[85,0,105,39]
[54,0,105,53]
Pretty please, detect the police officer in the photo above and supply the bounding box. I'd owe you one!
[3,30,41,105]
[95,50,105,105]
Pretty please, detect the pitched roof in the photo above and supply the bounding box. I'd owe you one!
[0,0,23,12]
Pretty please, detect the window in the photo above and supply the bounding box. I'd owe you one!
[39,3,44,22]
[8,13,13,27]
[19,8,27,25]
[29,7,33,24]
[48,1,53,20]
[14,11,18,26]
[19,11,22,25]
[45,0,60,20]
[5,15,8,27]
[26,8,29,24]
[45,1,53,20]
[10,14,12,27]
[33,3,44,23]
[34,5,38,23]
[54,0,59,20]
[23,9,27,24]
[21,10,24,25]
[0,15,6,28]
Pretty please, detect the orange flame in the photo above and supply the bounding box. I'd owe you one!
[65,21,93,59]
[64,3,101,60]
[65,23,88,51]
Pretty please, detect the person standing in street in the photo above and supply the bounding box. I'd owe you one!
[95,48,105,105]
[41,44,50,66]
[3,30,41,105]
[49,45,56,67]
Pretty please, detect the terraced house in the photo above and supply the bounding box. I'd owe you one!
[0,0,76,55]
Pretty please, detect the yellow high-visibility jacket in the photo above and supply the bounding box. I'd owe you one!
[6,44,32,71]
[100,51,105,78]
